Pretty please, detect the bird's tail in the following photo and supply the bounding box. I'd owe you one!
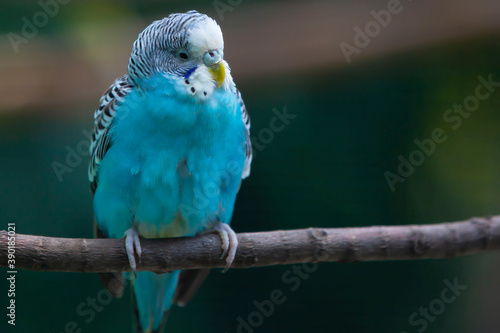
[132,271,180,333]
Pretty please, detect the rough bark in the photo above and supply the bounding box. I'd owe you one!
[1,215,500,274]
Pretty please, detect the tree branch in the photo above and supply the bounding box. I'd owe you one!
[1,215,500,274]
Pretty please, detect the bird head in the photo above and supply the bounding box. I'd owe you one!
[127,11,227,89]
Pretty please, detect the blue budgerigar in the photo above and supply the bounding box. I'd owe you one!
[88,10,252,332]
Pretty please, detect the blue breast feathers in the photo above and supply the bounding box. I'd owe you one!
[92,74,247,239]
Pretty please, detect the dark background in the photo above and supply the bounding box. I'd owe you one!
[1,0,500,332]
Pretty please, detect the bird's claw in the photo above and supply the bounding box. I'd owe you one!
[213,222,238,273]
[124,227,142,278]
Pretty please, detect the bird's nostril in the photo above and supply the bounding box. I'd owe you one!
[203,51,221,67]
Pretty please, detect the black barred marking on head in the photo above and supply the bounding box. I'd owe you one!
[127,10,212,83]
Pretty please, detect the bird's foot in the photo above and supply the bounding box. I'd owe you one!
[213,222,238,273]
[124,227,142,278]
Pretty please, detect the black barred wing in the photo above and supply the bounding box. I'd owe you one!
[237,89,252,179]
[89,75,133,193]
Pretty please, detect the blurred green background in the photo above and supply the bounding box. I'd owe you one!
[1,0,500,332]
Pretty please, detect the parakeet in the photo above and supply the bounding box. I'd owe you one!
[88,10,252,333]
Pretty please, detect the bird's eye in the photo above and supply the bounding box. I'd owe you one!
[178,51,189,60]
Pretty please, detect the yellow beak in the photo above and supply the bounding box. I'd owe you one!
[208,62,225,88]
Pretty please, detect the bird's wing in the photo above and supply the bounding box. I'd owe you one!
[237,89,252,179]
[89,75,134,193]
[89,75,133,297]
